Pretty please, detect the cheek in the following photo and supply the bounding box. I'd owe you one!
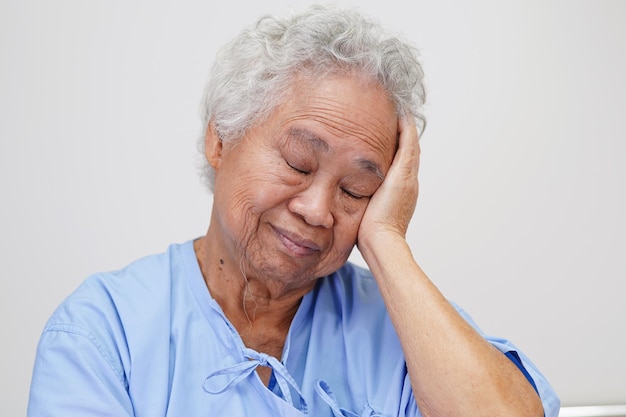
[228,187,260,221]
[314,228,358,277]
[338,194,368,217]
[218,150,290,209]
[215,188,257,252]
[213,167,263,241]
[329,213,364,259]
[217,170,296,240]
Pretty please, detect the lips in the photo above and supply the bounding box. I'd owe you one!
[272,225,321,257]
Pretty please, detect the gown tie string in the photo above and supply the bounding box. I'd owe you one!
[203,348,308,413]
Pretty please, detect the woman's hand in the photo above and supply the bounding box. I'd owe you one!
[357,115,420,250]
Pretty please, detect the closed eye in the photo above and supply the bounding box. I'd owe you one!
[341,188,366,200]
[286,160,310,175]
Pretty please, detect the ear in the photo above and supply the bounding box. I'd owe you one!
[204,121,223,170]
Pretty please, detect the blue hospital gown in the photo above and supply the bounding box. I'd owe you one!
[27,240,560,416]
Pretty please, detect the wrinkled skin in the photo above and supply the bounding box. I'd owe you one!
[199,74,401,299]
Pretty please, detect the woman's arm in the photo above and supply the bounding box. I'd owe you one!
[357,117,546,417]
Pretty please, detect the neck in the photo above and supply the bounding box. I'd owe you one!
[193,232,311,348]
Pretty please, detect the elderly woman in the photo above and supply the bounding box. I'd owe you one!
[28,5,559,417]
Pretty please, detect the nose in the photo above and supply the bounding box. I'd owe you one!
[288,182,334,228]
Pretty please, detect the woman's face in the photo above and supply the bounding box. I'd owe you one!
[207,74,398,289]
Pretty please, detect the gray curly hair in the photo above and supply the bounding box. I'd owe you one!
[198,5,426,191]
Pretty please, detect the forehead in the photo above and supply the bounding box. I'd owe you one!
[285,126,384,180]
[270,74,398,165]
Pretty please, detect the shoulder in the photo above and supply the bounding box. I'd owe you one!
[44,240,193,337]
[29,243,193,416]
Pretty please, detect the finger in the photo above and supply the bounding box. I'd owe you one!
[396,115,421,177]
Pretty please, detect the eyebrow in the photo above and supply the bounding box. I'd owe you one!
[287,127,384,180]
[288,127,330,152]
[356,158,384,181]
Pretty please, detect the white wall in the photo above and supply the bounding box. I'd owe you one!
[1,0,624,414]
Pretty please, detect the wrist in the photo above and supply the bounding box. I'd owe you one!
[357,229,411,271]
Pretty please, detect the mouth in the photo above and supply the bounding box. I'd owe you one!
[272,225,321,257]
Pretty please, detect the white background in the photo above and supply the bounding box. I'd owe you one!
[1,0,625,414]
